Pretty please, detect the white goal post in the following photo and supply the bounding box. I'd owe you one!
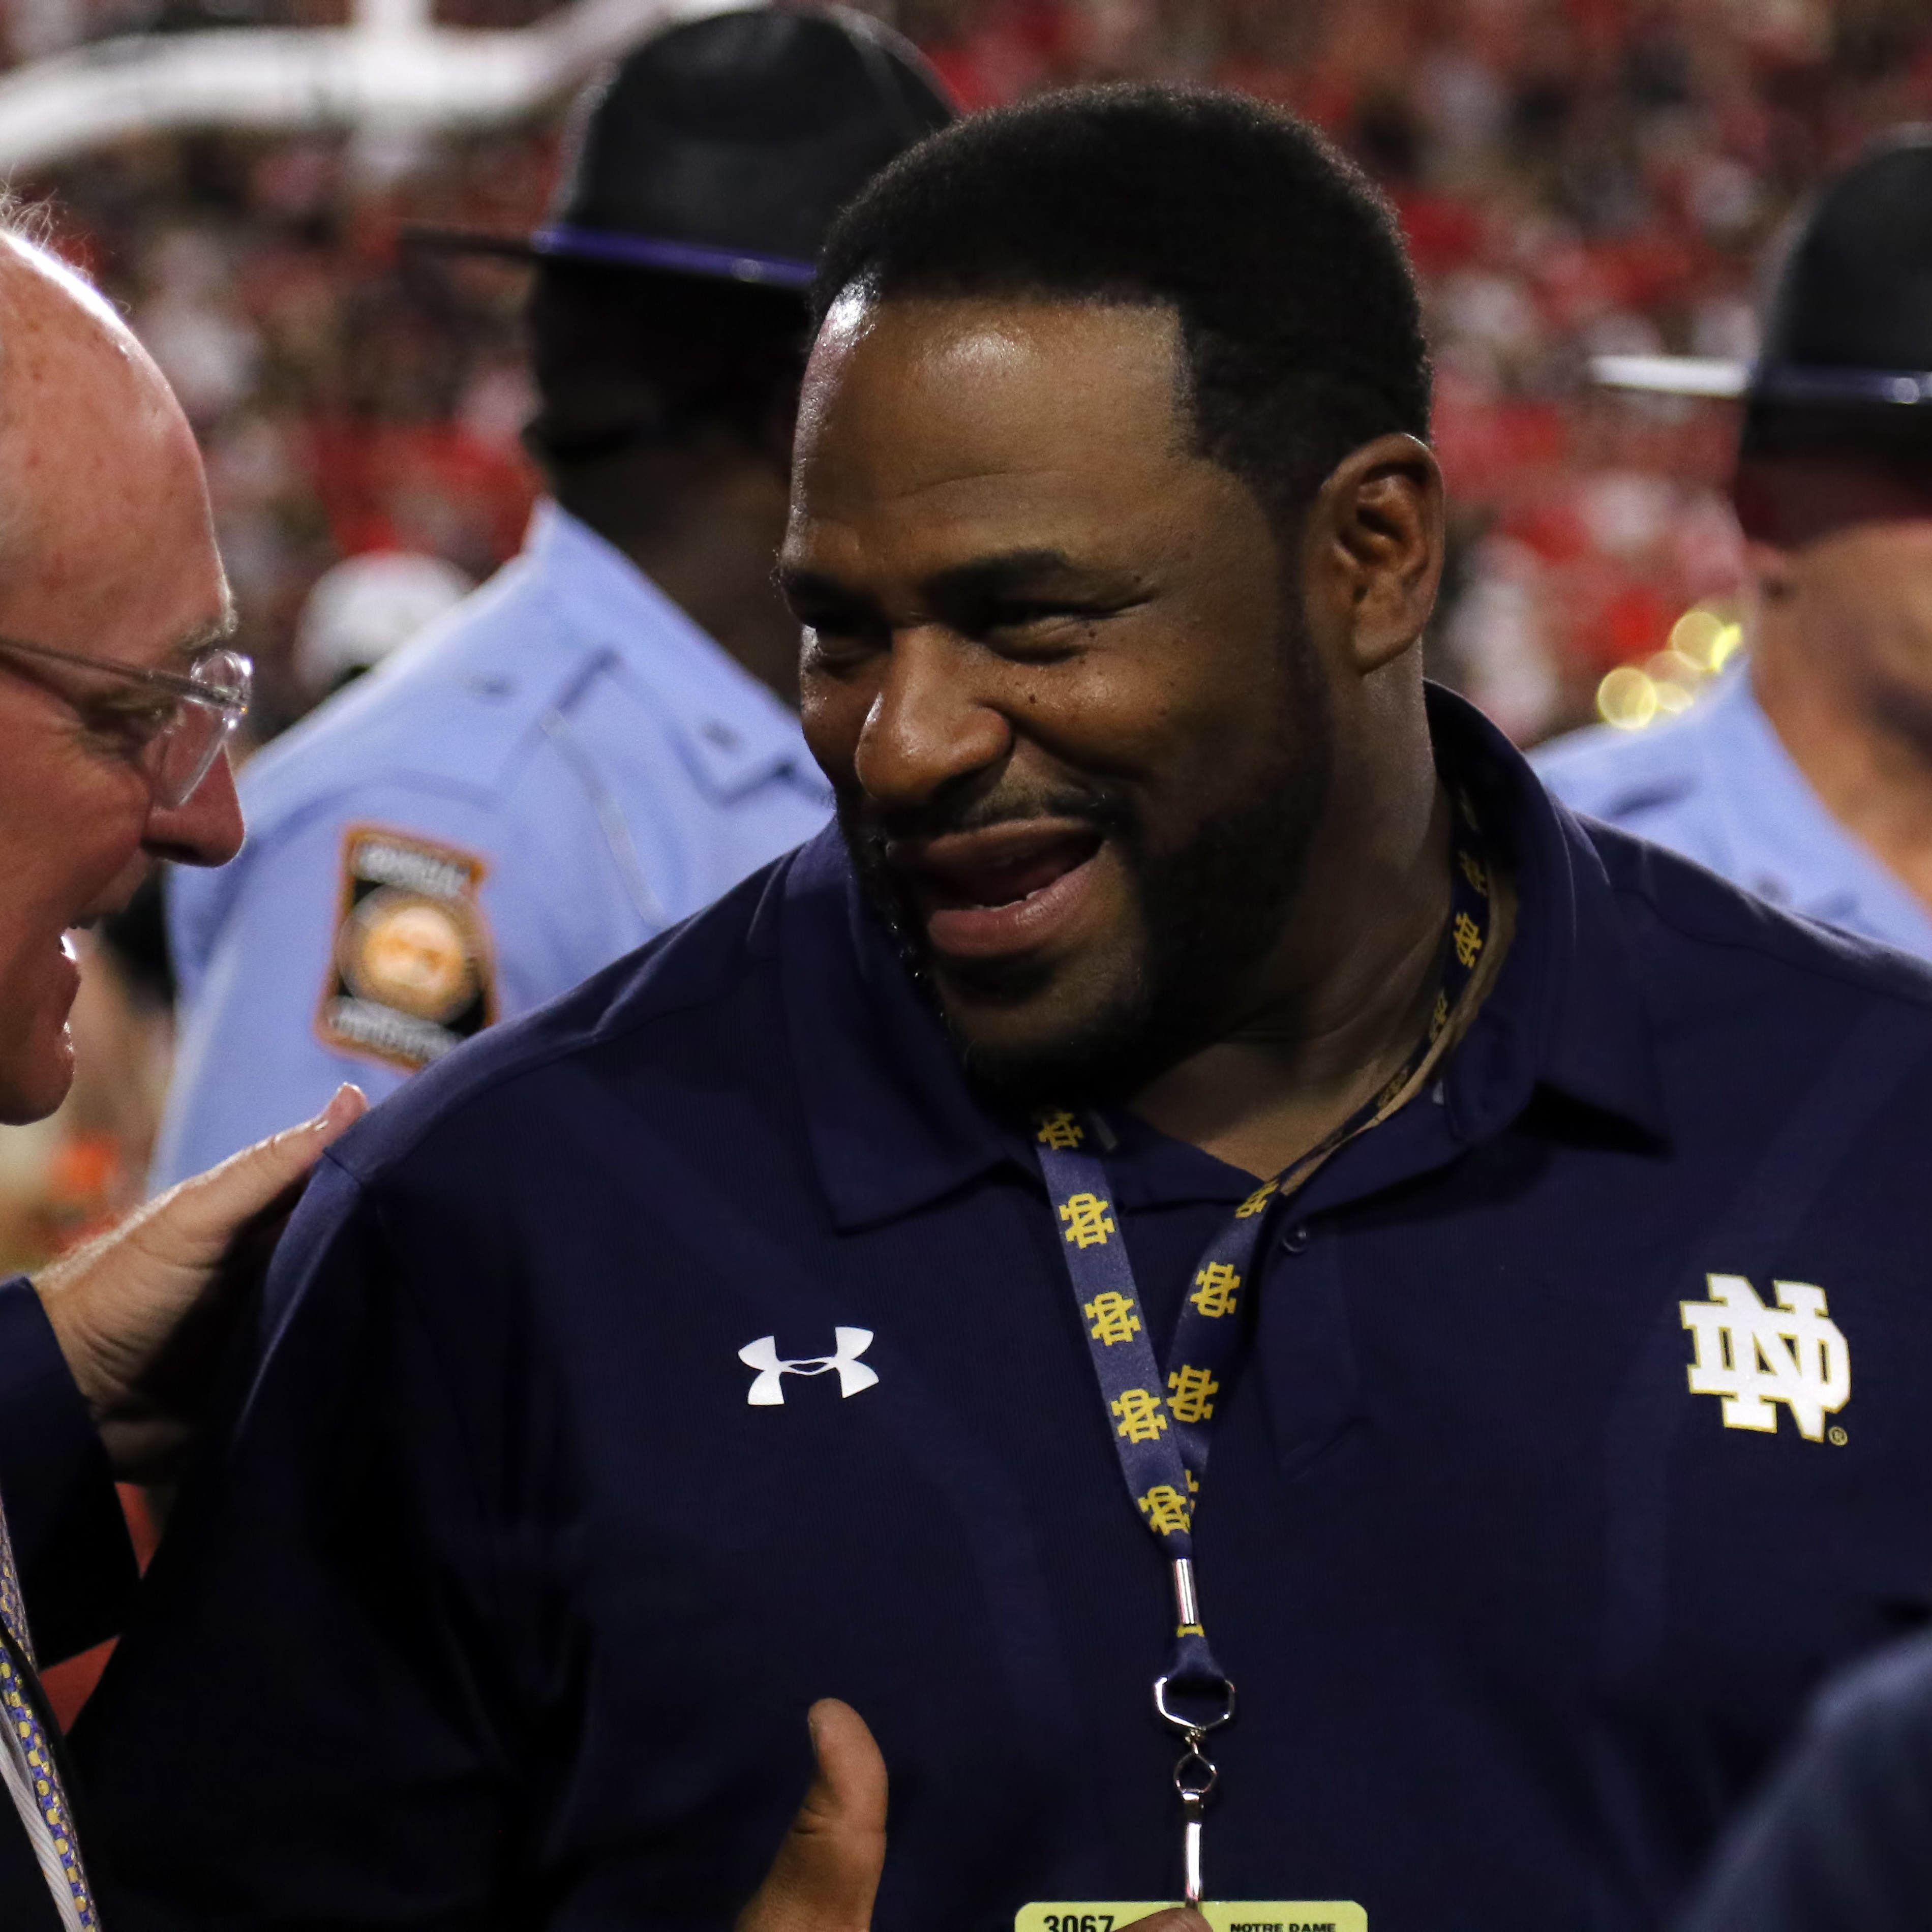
[0,0,739,172]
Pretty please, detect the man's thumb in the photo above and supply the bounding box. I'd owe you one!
[737,1699,889,1932]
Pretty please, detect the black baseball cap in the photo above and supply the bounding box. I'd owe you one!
[409,4,955,294]
[1749,131,1932,411]
[1593,130,1932,413]
[1591,130,1932,544]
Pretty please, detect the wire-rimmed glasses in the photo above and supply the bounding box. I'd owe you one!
[0,634,252,808]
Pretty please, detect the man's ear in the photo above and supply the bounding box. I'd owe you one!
[1302,433,1445,676]
[1745,537,1798,602]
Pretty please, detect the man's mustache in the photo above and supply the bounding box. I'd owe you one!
[842,782,1136,855]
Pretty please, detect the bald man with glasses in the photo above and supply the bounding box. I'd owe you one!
[0,227,365,1928]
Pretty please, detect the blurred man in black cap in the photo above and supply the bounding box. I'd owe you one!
[150,4,954,1189]
[1537,132,1932,959]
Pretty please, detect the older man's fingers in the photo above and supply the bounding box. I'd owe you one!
[32,1083,370,1477]
[131,1083,369,1267]
[736,1699,889,1932]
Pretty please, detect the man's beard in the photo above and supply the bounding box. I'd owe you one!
[841,650,1332,1114]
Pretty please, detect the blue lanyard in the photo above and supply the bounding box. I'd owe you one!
[1033,803,1495,1902]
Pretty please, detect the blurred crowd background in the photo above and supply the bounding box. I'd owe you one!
[3,0,1930,1276]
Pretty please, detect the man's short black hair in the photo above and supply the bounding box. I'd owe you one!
[813,84,1432,532]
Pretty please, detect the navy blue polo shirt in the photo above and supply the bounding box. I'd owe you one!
[74,690,1932,1931]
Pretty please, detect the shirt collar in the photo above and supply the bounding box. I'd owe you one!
[782,685,1670,1233]
[780,828,1014,1232]
[1428,684,1670,1150]
[522,501,819,802]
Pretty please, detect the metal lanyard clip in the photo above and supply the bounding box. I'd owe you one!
[1153,1560,1236,1905]
[1172,1729,1219,1906]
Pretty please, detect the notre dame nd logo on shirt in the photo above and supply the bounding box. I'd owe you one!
[317,826,496,1072]
[1680,1273,1851,1441]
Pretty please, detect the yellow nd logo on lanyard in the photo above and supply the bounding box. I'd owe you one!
[1025,793,1499,1924]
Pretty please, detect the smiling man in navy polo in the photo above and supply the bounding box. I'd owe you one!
[76,88,1932,1932]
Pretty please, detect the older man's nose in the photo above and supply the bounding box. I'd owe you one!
[145,752,245,869]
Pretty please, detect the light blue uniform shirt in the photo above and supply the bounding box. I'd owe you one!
[1532,664,1932,958]
[155,502,831,1187]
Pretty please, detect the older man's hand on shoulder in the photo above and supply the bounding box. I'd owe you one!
[31,1084,366,1483]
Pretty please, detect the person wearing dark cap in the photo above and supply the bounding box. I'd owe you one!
[1535,131,1932,958]
[149,4,954,1189]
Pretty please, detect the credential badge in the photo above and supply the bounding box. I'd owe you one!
[1681,1273,1850,1441]
[739,1328,879,1406]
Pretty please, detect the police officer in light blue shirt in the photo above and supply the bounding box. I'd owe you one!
[1535,132,1932,961]
[1534,665,1932,956]
[155,6,954,1186]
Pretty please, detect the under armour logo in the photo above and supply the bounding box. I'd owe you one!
[1681,1273,1851,1441]
[739,1327,880,1406]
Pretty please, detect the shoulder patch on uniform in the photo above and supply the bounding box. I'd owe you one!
[316,825,497,1072]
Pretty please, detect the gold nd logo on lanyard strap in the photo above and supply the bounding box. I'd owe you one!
[1032,793,1501,1912]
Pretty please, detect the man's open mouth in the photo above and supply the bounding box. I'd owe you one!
[894,821,1107,960]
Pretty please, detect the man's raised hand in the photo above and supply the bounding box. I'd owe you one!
[737,1701,889,1932]
[736,1699,1209,1932]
